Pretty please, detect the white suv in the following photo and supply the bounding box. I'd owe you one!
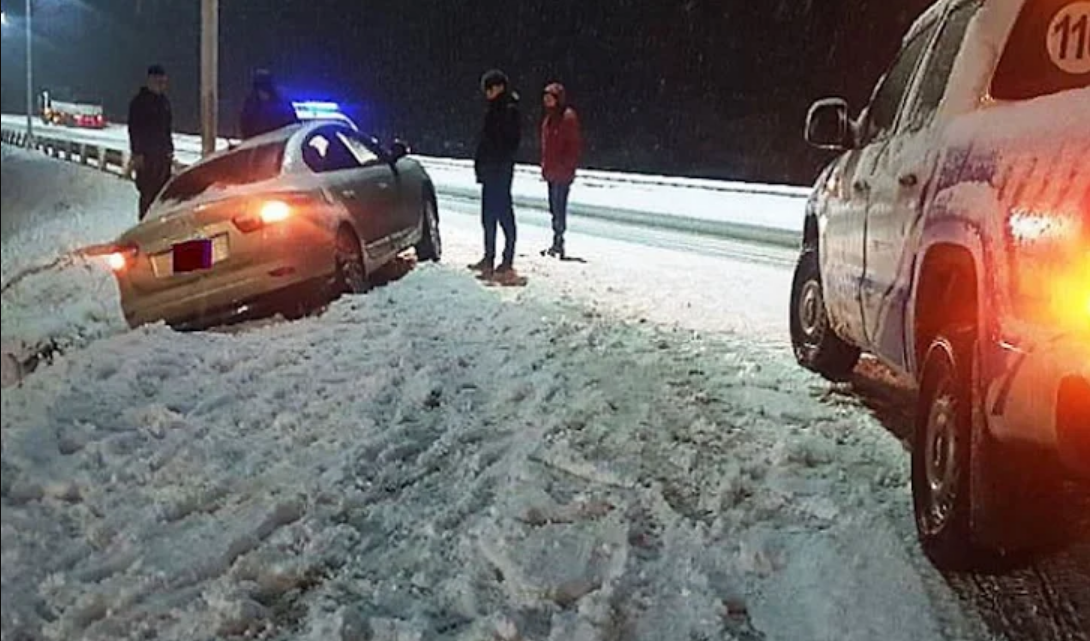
[792,0,1088,568]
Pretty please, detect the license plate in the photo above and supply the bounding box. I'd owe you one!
[173,239,213,273]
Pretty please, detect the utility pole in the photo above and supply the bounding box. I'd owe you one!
[25,0,34,147]
[200,0,218,157]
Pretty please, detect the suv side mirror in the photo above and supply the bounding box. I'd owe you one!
[806,98,852,151]
[390,140,411,161]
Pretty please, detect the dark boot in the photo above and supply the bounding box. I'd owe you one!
[468,258,493,273]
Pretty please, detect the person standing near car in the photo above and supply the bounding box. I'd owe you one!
[128,65,174,220]
[470,69,521,281]
[540,82,582,259]
[239,70,299,140]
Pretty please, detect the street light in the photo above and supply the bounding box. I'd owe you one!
[25,0,33,147]
[3,2,36,147]
[201,0,218,157]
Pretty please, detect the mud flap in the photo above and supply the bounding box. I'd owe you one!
[970,352,1068,556]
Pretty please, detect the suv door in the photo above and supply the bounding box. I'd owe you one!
[861,1,980,370]
[821,21,937,348]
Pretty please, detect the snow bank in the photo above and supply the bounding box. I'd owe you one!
[2,266,984,641]
[1,150,989,640]
[1,148,134,376]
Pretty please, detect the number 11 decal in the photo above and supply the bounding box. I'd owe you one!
[1049,2,1090,74]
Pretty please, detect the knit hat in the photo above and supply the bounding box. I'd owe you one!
[480,69,510,92]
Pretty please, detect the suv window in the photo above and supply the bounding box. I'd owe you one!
[864,22,938,142]
[158,143,284,205]
[906,1,981,131]
[993,0,1090,100]
[303,129,360,173]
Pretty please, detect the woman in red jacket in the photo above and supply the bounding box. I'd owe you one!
[541,83,583,259]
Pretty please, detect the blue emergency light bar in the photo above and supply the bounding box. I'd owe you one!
[292,100,359,131]
[293,101,342,118]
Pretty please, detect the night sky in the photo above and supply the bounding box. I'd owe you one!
[1,0,932,185]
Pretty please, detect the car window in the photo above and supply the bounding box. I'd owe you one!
[302,130,360,173]
[338,132,382,167]
[905,1,981,131]
[158,143,285,206]
[863,21,938,143]
[992,0,1090,100]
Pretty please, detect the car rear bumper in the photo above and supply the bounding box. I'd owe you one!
[989,333,1090,479]
[118,235,334,329]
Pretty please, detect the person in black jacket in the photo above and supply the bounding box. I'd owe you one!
[239,70,299,140]
[128,65,174,220]
[470,69,521,280]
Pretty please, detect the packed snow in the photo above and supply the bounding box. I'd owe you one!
[1,150,993,640]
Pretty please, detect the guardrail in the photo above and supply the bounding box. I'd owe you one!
[1,127,132,176]
[2,119,810,249]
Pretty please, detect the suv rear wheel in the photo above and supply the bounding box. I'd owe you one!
[913,327,979,569]
[790,249,860,381]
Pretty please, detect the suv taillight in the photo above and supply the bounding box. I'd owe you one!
[1007,208,1090,331]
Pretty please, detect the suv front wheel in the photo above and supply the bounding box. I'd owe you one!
[790,249,860,381]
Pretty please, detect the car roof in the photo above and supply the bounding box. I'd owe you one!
[186,120,358,170]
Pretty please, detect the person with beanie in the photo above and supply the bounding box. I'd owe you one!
[239,69,299,140]
[540,82,582,259]
[469,69,522,282]
[127,64,174,220]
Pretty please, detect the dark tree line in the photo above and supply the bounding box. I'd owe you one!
[1,0,932,185]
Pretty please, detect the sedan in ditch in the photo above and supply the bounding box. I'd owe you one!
[105,121,442,329]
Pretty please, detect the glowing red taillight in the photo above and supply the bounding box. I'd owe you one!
[232,199,297,233]
[105,245,139,272]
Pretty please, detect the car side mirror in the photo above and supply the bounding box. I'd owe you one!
[390,140,411,162]
[806,98,852,151]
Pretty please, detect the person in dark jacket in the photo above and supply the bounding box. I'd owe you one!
[239,70,299,140]
[128,64,174,220]
[540,82,582,259]
[470,69,521,280]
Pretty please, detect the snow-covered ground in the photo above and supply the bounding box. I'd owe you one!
[1,150,993,641]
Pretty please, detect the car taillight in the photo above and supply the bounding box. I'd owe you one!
[232,199,298,233]
[106,246,139,272]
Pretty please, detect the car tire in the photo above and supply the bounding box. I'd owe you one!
[913,327,982,570]
[790,248,860,381]
[334,227,369,296]
[415,193,442,263]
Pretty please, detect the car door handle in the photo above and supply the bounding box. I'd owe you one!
[899,173,919,188]
[377,182,390,191]
[341,189,358,200]
[853,180,870,194]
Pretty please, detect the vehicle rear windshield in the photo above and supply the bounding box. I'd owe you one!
[159,143,285,204]
[992,0,1090,100]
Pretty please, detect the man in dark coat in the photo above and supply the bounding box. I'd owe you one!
[540,82,583,259]
[128,65,174,220]
[239,70,299,140]
[470,69,521,280]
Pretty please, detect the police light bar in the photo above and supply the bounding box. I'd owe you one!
[293,101,342,118]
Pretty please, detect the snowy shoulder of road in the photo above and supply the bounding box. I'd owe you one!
[1,147,137,382]
[1,150,989,641]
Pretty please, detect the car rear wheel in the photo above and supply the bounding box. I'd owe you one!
[913,328,979,569]
[790,249,860,381]
[335,227,368,295]
[415,194,442,263]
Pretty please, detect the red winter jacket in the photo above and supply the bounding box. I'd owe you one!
[541,85,583,184]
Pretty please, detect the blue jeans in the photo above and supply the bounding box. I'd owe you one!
[482,171,517,266]
[548,181,572,251]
